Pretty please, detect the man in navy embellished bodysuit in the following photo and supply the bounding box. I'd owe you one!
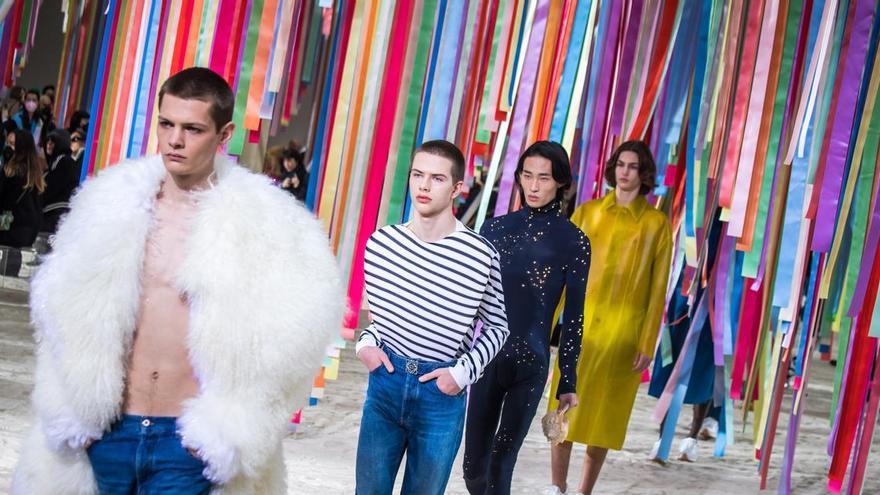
[463,141,591,494]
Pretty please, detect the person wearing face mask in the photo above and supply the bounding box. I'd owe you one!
[40,129,79,234]
[39,93,55,125]
[12,89,53,147]
[69,128,85,164]
[0,129,45,248]
[462,141,590,495]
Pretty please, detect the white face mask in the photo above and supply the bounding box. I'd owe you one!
[24,101,38,113]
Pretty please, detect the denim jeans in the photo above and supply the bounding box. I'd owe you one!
[87,415,212,495]
[356,347,467,495]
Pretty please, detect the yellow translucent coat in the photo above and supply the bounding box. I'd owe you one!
[548,191,672,449]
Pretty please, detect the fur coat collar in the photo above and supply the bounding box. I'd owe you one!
[12,154,343,494]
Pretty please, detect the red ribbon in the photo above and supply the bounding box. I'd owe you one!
[718,0,766,209]
[628,0,679,140]
[344,0,416,329]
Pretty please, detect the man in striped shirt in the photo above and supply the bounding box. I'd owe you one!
[355,140,509,494]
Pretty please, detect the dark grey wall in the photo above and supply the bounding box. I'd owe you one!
[17,0,64,103]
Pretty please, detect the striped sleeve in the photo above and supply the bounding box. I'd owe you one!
[449,248,509,388]
[355,323,382,354]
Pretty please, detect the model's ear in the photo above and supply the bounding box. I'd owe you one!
[452,180,464,200]
[218,122,235,145]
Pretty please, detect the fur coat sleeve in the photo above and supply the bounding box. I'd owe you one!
[12,155,345,494]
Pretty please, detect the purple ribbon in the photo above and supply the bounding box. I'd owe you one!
[494,0,550,216]
[579,0,624,201]
[609,0,645,136]
[812,0,877,252]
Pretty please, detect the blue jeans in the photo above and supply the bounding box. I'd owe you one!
[356,347,467,494]
[87,415,211,495]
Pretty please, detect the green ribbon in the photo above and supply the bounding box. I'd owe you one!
[384,0,439,226]
[476,0,507,145]
[741,0,803,277]
[18,0,32,46]
[302,5,323,84]
[194,0,216,66]
[828,88,879,416]
[862,85,880,338]
[228,0,266,155]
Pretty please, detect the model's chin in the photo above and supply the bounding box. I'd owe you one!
[412,203,446,218]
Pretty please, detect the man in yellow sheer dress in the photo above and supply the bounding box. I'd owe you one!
[545,141,672,495]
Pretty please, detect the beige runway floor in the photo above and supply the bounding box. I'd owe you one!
[1,288,877,494]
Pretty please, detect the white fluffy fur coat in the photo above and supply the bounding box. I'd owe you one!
[11,154,344,494]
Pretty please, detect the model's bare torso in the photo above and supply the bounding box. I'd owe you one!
[123,179,200,416]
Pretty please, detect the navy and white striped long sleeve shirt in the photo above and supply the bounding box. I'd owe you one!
[355,221,509,388]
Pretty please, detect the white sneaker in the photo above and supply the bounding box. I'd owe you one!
[678,437,699,462]
[699,417,719,440]
[649,439,661,460]
[541,487,565,495]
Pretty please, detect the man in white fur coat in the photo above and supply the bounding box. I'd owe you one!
[11,67,343,494]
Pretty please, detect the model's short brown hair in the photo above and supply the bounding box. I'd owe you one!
[603,140,657,196]
[413,140,465,182]
[158,67,234,131]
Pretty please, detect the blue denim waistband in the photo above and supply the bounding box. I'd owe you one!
[116,415,179,434]
[381,345,457,376]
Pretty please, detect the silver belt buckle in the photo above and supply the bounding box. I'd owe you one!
[405,360,418,375]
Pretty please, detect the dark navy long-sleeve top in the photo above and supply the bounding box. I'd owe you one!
[480,200,591,396]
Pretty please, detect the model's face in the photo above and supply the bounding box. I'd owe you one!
[282,158,296,172]
[519,156,560,208]
[408,152,462,218]
[157,94,233,184]
[614,150,642,193]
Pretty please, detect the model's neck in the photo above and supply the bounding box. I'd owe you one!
[409,210,457,242]
[615,187,640,207]
[163,171,212,201]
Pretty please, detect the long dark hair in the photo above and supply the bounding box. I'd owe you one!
[514,140,573,204]
[4,130,46,192]
[603,140,657,196]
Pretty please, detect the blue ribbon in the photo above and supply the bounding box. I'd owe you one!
[404,0,449,222]
[549,0,592,142]
[127,0,163,158]
[684,0,713,237]
[507,0,530,105]
[575,0,611,192]
[81,0,119,181]
[305,0,345,209]
[656,293,709,461]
